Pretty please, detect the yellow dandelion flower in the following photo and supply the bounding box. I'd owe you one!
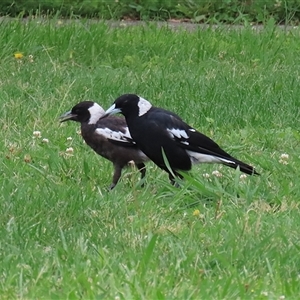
[193,209,200,216]
[14,52,24,59]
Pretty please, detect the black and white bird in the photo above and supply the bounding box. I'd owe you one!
[59,101,148,189]
[102,94,259,184]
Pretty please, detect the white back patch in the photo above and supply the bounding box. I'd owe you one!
[88,103,105,124]
[186,150,235,165]
[95,127,134,144]
[137,97,152,117]
[167,128,189,139]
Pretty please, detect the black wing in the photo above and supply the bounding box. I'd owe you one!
[95,116,137,148]
[147,108,258,175]
[147,108,225,158]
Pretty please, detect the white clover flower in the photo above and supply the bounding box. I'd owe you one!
[43,246,52,253]
[279,159,288,165]
[66,147,74,154]
[203,173,210,178]
[280,153,289,160]
[67,137,73,141]
[279,154,289,165]
[240,174,247,180]
[212,170,222,177]
[42,138,49,143]
[33,131,41,138]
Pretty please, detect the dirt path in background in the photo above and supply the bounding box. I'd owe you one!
[108,20,294,31]
[0,17,295,31]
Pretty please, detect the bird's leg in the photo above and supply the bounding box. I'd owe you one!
[136,163,146,179]
[109,182,116,190]
[136,162,146,187]
[169,175,176,186]
[110,164,123,190]
[169,171,183,187]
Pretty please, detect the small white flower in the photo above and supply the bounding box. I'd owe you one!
[279,153,289,164]
[66,147,74,154]
[67,137,73,141]
[240,174,247,180]
[279,159,288,165]
[280,153,289,160]
[43,246,52,253]
[203,173,210,178]
[212,170,222,177]
[28,54,34,62]
[42,138,49,143]
[33,131,41,138]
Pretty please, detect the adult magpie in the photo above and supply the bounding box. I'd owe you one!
[59,101,148,189]
[102,94,259,184]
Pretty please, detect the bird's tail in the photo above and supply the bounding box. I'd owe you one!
[222,157,259,175]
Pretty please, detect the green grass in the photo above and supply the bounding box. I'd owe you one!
[2,0,300,24]
[1,18,300,299]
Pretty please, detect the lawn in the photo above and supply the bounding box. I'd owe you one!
[1,18,300,299]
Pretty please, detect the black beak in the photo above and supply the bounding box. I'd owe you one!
[59,111,77,122]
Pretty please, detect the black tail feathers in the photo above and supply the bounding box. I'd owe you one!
[223,159,259,176]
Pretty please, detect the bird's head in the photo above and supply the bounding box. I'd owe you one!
[102,94,152,119]
[59,101,105,124]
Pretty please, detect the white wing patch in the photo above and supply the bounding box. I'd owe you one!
[88,103,105,124]
[186,150,235,165]
[95,127,134,144]
[167,128,189,140]
[137,97,152,117]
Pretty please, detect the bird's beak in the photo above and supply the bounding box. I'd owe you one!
[59,111,77,122]
[100,104,121,119]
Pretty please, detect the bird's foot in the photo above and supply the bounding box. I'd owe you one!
[109,183,116,190]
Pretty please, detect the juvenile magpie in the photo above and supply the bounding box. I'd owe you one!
[59,101,148,189]
[102,94,259,184]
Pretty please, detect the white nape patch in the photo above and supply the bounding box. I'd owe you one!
[189,128,196,132]
[88,103,105,124]
[95,127,134,144]
[137,97,152,117]
[186,150,235,165]
[167,128,189,139]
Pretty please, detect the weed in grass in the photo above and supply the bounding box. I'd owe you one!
[0,19,300,298]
